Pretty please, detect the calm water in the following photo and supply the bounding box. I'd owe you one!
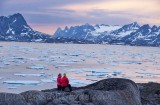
[0,42,160,93]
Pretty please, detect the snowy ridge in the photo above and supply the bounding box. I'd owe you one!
[54,22,160,46]
[91,25,121,36]
[0,13,159,46]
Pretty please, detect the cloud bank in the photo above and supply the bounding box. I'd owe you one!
[0,0,160,34]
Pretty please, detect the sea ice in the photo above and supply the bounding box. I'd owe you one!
[7,87,17,89]
[27,64,46,70]
[12,56,25,60]
[68,68,121,73]
[3,80,40,85]
[121,61,142,64]
[3,61,10,65]
[14,73,46,77]
[136,72,160,76]
[41,79,55,83]
[86,73,106,77]
[54,65,71,68]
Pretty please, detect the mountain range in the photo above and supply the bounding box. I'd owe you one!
[0,13,159,46]
[54,23,160,46]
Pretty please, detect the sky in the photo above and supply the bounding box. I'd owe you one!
[0,0,160,34]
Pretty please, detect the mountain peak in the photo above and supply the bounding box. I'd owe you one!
[129,22,140,28]
[0,13,50,42]
[151,25,158,32]
[84,23,90,26]
[10,13,23,17]
[141,24,151,29]
[64,26,69,30]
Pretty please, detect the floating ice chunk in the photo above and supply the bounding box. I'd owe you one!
[55,65,71,68]
[50,56,65,59]
[86,79,98,82]
[14,73,45,77]
[12,56,25,60]
[86,73,106,76]
[69,53,80,57]
[28,58,39,61]
[3,80,40,85]
[121,61,142,64]
[41,79,55,83]
[27,64,46,70]
[63,59,83,63]
[105,75,112,78]
[136,72,160,76]
[0,77,2,80]
[3,61,10,65]
[7,87,17,89]
[67,68,121,74]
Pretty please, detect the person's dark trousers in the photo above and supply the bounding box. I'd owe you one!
[57,86,61,91]
[62,84,72,91]
[68,84,72,91]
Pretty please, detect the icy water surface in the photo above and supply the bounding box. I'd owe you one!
[0,42,160,93]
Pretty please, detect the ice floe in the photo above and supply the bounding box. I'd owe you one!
[3,61,10,65]
[136,72,160,76]
[7,87,17,89]
[121,61,142,64]
[3,80,40,85]
[67,68,121,73]
[14,73,46,77]
[41,79,55,83]
[27,64,46,70]
[86,73,106,77]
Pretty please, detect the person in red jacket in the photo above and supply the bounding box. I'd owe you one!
[57,73,62,91]
[61,73,72,91]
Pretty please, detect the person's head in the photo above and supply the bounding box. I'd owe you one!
[58,73,61,77]
[63,73,66,77]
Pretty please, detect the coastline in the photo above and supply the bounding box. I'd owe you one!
[0,78,160,105]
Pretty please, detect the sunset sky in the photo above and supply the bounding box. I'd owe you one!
[1,0,160,34]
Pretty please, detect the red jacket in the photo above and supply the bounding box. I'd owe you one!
[61,76,69,87]
[57,76,61,86]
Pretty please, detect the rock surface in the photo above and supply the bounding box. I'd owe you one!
[0,78,159,105]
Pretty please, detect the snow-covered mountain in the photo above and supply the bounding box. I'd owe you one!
[0,13,159,46]
[54,22,160,46]
[0,13,50,42]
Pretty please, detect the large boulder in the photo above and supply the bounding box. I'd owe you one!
[20,90,53,105]
[0,93,28,105]
[138,82,160,105]
[47,78,142,105]
[0,78,142,105]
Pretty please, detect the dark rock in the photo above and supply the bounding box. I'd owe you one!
[138,82,160,105]
[0,93,28,105]
[20,90,53,105]
[2,78,159,105]
[45,78,142,105]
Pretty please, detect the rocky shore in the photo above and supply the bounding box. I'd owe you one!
[0,78,160,105]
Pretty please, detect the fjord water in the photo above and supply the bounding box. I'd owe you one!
[0,42,159,93]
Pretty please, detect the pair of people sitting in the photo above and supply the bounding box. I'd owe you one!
[57,73,72,91]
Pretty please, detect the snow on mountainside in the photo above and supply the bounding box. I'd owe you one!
[0,13,50,42]
[54,22,160,46]
[90,24,121,36]
[0,13,159,46]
